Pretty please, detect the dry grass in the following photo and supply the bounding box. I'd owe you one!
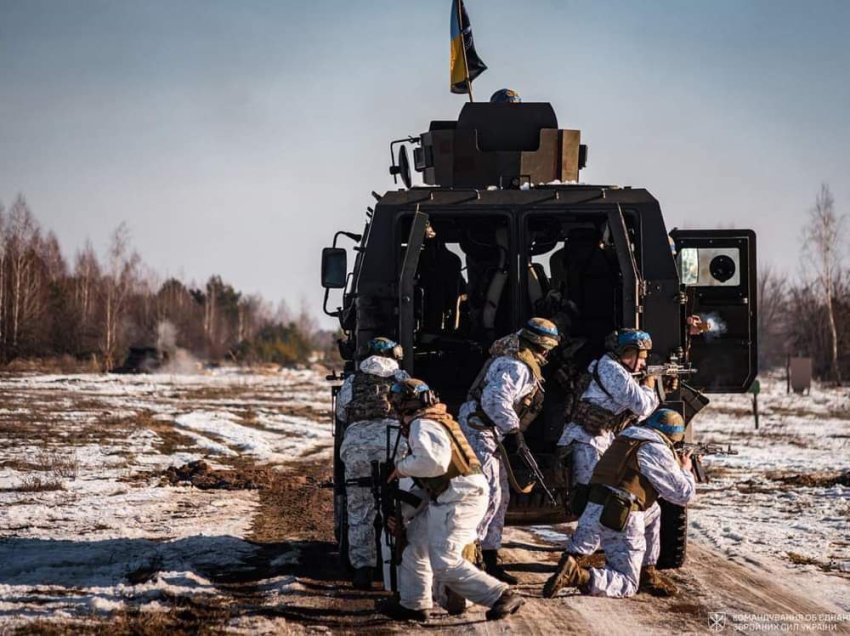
[14,473,66,492]
[13,599,233,636]
[3,447,78,492]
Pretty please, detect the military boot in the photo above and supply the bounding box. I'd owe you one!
[542,553,590,598]
[352,566,373,591]
[377,598,429,622]
[482,549,518,585]
[444,586,467,616]
[485,590,525,621]
[639,565,678,597]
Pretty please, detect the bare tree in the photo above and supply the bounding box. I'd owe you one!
[73,240,101,324]
[6,195,43,351]
[0,202,6,354]
[802,183,845,384]
[757,265,787,370]
[101,223,140,370]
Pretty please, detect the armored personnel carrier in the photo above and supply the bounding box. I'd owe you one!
[321,102,757,570]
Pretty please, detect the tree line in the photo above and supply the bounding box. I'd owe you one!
[0,194,331,370]
[2,185,846,381]
[759,184,848,384]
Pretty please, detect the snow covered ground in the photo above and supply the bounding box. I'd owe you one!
[687,375,850,609]
[0,369,847,630]
[0,367,331,628]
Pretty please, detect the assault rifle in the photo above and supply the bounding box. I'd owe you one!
[514,431,557,505]
[674,442,738,483]
[632,363,697,380]
[378,426,422,592]
[632,363,697,400]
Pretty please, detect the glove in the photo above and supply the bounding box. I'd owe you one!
[512,429,530,453]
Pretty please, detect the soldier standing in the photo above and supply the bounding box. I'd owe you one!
[336,337,409,589]
[378,379,524,622]
[543,409,695,598]
[557,329,659,519]
[459,318,560,583]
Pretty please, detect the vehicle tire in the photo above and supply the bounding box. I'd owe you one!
[656,499,687,569]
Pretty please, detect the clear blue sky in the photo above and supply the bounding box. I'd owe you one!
[1,0,848,325]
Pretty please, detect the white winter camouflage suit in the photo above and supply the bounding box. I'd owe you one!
[458,356,537,550]
[558,354,658,547]
[396,416,508,611]
[336,356,409,569]
[566,426,696,598]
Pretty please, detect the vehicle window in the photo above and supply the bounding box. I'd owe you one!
[678,247,740,287]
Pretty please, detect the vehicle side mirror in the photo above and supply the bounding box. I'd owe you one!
[321,247,347,289]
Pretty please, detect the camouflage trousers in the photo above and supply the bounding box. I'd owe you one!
[340,419,400,569]
[568,501,662,597]
[477,453,509,550]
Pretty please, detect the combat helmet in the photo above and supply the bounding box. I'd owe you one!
[490,88,521,103]
[608,328,653,356]
[519,317,560,351]
[644,409,686,442]
[368,337,403,360]
[390,378,438,414]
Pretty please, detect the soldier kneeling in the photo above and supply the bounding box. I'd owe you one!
[378,379,524,623]
[543,409,695,599]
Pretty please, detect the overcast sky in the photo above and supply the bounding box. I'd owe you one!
[1,0,848,326]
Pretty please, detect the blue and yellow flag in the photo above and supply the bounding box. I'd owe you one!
[450,0,487,94]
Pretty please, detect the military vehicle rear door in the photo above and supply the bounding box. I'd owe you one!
[670,229,757,392]
[398,210,429,372]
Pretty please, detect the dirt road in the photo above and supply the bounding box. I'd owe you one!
[240,459,850,635]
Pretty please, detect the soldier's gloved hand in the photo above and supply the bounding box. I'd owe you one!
[386,515,405,538]
[664,375,679,392]
[510,429,529,452]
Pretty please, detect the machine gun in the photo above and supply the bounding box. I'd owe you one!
[674,442,738,483]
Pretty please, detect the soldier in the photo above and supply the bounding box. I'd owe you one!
[378,379,524,622]
[336,337,409,589]
[557,329,659,519]
[490,88,522,103]
[543,409,696,599]
[459,318,560,584]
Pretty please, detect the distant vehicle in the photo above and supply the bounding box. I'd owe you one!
[321,102,758,570]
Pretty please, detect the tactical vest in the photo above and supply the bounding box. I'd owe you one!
[572,355,636,435]
[468,347,545,432]
[345,371,394,422]
[412,404,482,499]
[573,400,635,436]
[590,434,676,511]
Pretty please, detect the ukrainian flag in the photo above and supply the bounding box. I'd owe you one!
[450,0,487,94]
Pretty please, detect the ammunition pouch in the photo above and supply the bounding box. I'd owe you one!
[517,387,545,431]
[573,400,634,436]
[590,484,639,532]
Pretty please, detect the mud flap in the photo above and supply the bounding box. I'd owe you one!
[380,526,394,590]
[336,494,352,571]
[657,499,687,570]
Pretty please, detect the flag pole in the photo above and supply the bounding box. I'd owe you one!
[457,0,474,103]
